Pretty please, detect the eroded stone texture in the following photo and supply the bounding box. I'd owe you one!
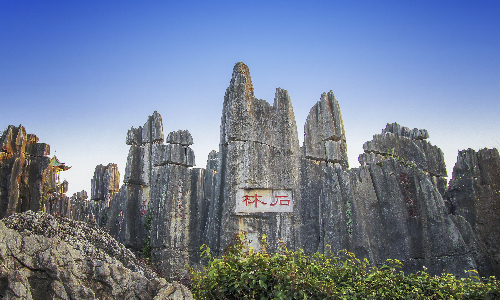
[0,211,193,299]
[0,125,71,219]
[166,130,194,146]
[107,112,198,279]
[206,62,302,257]
[446,148,500,276]
[303,91,348,169]
[91,163,120,201]
[358,123,448,196]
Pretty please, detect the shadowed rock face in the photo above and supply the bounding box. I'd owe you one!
[105,111,200,279]
[445,148,500,276]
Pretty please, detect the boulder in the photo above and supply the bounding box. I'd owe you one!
[0,211,196,299]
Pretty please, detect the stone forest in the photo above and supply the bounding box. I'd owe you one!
[1,62,499,298]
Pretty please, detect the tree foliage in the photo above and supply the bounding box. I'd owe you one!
[189,233,499,299]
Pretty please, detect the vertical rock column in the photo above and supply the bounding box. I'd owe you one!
[300,91,350,253]
[303,91,348,169]
[148,129,195,279]
[206,62,302,255]
[90,163,120,226]
[107,111,163,252]
[0,125,51,218]
[446,148,500,276]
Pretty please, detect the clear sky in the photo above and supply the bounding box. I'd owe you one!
[1,0,499,195]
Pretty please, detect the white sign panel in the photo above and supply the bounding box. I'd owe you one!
[235,189,293,213]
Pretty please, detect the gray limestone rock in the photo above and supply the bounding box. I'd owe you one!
[303,91,348,169]
[126,126,143,145]
[382,122,430,140]
[206,62,301,257]
[445,148,500,276]
[142,111,164,144]
[359,124,447,177]
[91,163,120,201]
[166,130,194,146]
[0,211,186,299]
[107,111,198,279]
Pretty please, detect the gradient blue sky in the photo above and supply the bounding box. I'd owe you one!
[1,1,499,195]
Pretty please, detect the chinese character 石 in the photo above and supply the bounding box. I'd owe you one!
[270,195,291,206]
[242,193,267,207]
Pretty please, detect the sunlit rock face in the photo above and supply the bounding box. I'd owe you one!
[0,125,71,219]
[204,62,302,256]
[201,62,484,277]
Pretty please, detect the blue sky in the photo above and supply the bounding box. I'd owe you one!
[1,1,499,195]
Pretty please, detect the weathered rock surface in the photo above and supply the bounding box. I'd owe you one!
[107,112,199,279]
[0,211,194,299]
[445,148,500,276]
[205,62,302,257]
[200,62,486,277]
[91,163,120,201]
[0,125,69,219]
[303,91,348,169]
[2,62,499,282]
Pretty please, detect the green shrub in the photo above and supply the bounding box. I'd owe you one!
[189,233,500,299]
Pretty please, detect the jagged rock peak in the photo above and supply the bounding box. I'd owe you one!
[303,91,348,168]
[220,62,299,152]
[126,111,164,145]
[382,122,429,140]
[166,129,193,146]
[206,150,219,171]
[91,163,120,201]
[232,62,254,100]
[360,123,446,177]
[143,110,164,144]
[126,126,143,145]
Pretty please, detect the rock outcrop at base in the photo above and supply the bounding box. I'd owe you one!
[0,211,194,299]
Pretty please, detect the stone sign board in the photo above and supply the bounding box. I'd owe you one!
[235,189,293,213]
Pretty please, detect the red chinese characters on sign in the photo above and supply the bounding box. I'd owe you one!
[237,189,293,213]
[270,195,291,206]
[242,194,267,207]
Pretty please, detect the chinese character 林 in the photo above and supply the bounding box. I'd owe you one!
[242,194,267,207]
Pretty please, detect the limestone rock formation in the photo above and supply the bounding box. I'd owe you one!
[107,111,199,279]
[0,125,71,219]
[303,91,348,169]
[2,62,498,282]
[205,62,302,256]
[446,148,500,276]
[358,123,448,196]
[199,62,485,277]
[300,121,476,275]
[91,163,120,201]
[0,211,194,299]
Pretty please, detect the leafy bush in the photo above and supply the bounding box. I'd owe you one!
[189,233,500,299]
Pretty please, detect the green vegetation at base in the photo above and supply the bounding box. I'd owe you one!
[142,213,152,260]
[189,233,499,299]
